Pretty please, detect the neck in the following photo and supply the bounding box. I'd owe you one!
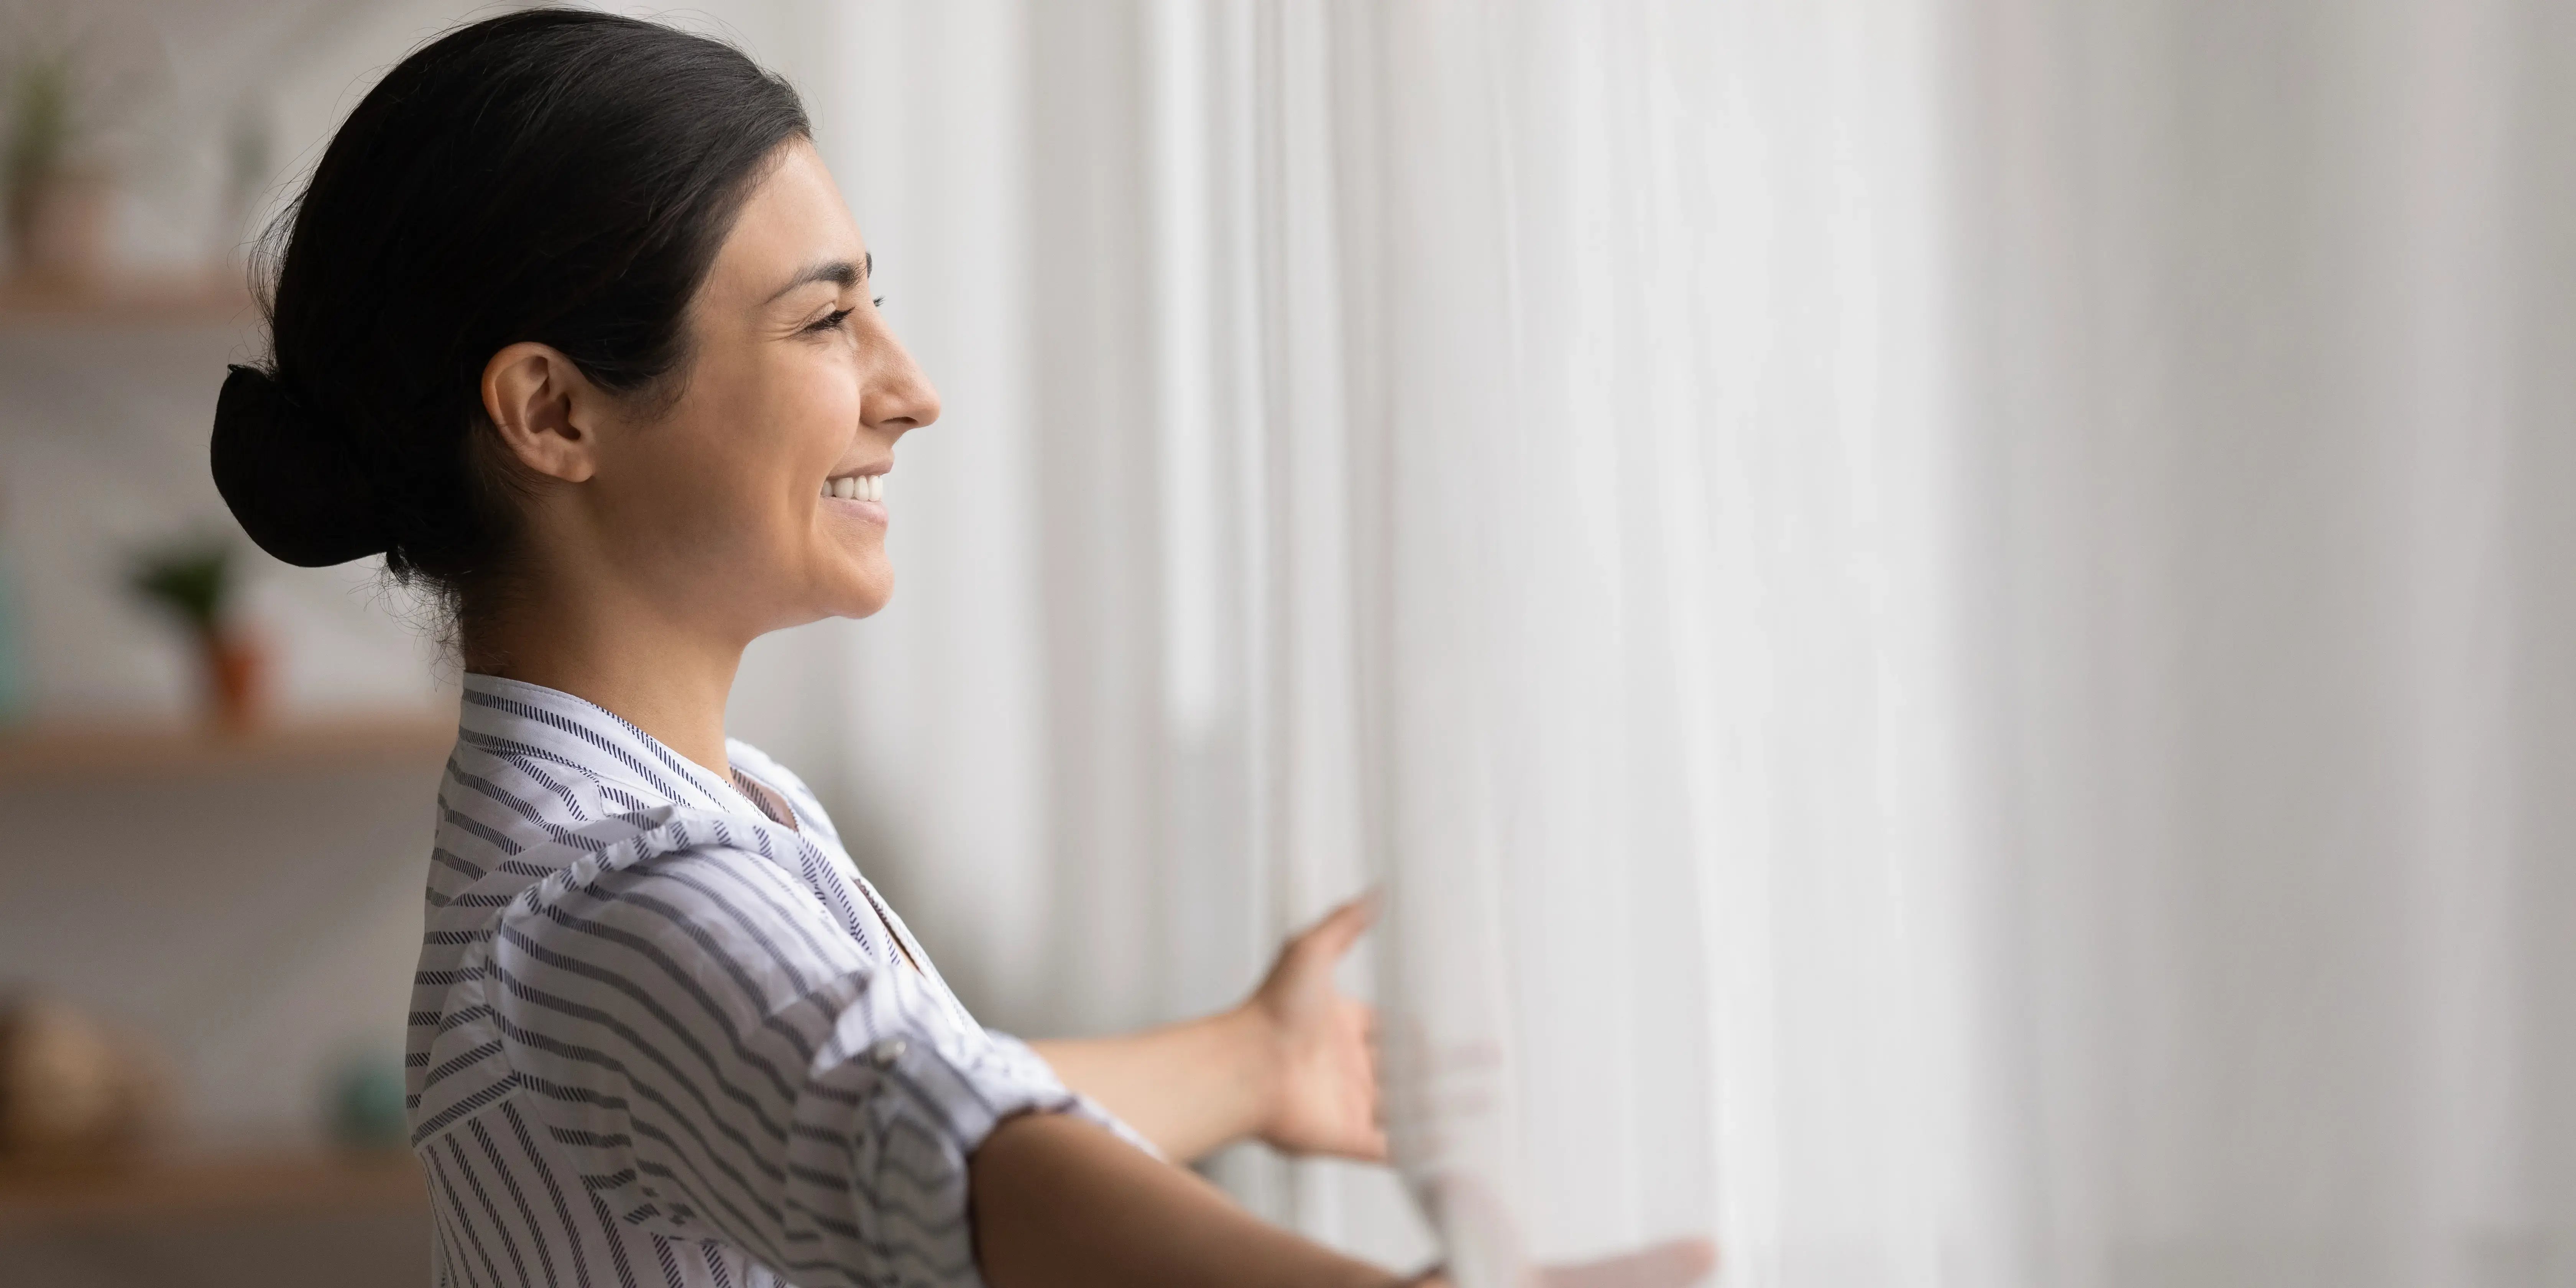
[463,577,746,779]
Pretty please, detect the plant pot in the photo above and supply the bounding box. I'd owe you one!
[7,166,115,292]
[199,628,267,733]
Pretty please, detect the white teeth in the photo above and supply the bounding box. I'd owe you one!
[823,475,887,502]
[864,474,883,502]
[835,476,856,500]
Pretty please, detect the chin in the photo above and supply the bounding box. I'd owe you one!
[797,544,894,620]
[835,567,894,619]
[819,537,893,616]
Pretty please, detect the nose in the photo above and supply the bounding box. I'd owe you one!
[863,322,941,436]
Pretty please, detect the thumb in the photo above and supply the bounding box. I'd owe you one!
[1298,890,1379,963]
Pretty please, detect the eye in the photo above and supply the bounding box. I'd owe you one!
[804,307,854,334]
[872,296,886,308]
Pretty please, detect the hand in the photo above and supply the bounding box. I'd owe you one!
[1244,894,1386,1160]
[1409,1240,1717,1288]
[1533,1240,1717,1288]
[1408,1176,1715,1288]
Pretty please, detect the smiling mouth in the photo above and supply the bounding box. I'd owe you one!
[822,474,884,502]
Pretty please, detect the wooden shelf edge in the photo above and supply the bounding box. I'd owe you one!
[0,1149,425,1228]
[0,278,260,329]
[0,713,455,782]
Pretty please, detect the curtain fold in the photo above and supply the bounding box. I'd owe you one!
[1329,3,1976,1279]
[779,2,2576,1284]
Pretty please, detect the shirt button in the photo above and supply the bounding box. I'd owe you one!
[867,1036,909,1069]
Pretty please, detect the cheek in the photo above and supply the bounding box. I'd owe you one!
[780,361,866,480]
[742,353,876,584]
[691,353,858,520]
[613,345,877,614]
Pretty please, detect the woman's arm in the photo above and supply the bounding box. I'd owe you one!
[998,899,1719,1288]
[972,1111,1401,1288]
[1027,1005,1281,1163]
[1028,898,1385,1163]
[971,1112,1719,1288]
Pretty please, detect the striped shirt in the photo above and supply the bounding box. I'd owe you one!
[409,674,1140,1288]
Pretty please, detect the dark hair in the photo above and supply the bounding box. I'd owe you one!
[210,9,809,610]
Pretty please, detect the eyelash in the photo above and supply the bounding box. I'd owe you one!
[804,298,887,334]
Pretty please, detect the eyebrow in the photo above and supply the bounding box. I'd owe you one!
[764,251,872,304]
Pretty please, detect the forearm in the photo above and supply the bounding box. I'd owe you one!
[971,1111,1398,1288]
[1028,1005,1277,1162]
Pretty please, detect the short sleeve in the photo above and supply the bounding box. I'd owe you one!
[980,1030,1165,1160]
[488,842,1078,1287]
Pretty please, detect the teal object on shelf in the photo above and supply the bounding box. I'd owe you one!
[330,1052,410,1151]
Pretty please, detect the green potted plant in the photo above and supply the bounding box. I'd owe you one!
[128,536,265,731]
[5,37,114,289]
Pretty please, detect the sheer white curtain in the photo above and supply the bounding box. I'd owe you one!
[743,1,2576,1284]
[1949,2,2576,1283]
[1324,3,1979,1283]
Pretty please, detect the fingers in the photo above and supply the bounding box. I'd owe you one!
[1352,1123,1391,1162]
[1539,1239,1717,1288]
[1434,1174,1715,1288]
[1353,999,1387,1161]
[1298,890,1379,961]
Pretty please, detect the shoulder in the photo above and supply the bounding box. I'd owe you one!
[490,830,881,1027]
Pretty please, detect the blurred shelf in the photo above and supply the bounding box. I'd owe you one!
[0,714,453,784]
[0,1149,424,1230]
[0,278,259,331]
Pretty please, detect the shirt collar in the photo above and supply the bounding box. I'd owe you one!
[457,672,766,818]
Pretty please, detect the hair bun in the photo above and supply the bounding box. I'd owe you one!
[210,363,391,567]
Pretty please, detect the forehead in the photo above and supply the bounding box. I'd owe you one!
[706,140,866,301]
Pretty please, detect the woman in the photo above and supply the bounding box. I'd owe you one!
[213,12,1705,1287]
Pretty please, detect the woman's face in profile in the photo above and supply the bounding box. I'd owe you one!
[593,137,938,633]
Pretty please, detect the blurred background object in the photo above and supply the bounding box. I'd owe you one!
[126,534,261,728]
[3,1,170,298]
[0,994,169,1163]
[322,1050,404,1153]
[6,34,112,290]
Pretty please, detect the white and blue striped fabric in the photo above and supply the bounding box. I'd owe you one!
[409,674,1140,1288]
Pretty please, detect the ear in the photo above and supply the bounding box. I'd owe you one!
[481,342,606,483]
